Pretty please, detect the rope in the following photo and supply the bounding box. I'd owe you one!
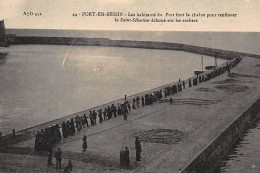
[62,39,75,67]
[15,148,35,173]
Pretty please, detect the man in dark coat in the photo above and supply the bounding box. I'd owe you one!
[141,96,144,107]
[125,147,130,166]
[170,97,173,105]
[117,103,121,116]
[61,121,67,138]
[107,106,111,120]
[136,97,140,108]
[103,108,107,121]
[132,98,136,109]
[98,109,103,123]
[127,102,131,112]
[63,160,73,173]
[111,104,117,117]
[93,110,97,125]
[82,135,87,151]
[135,138,142,161]
[70,118,75,135]
[34,132,40,150]
[123,104,128,121]
[89,110,94,125]
[83,113,89,127]
[47,143,53,166]
[55,148,62,169]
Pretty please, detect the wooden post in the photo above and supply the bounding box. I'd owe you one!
[0,132,2,141]
[125,95,126,100]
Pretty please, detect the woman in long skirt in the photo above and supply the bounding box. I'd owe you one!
[82,135,87,151]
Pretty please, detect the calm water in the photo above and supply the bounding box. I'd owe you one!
[217,118,260,173]
[0,45,223,135]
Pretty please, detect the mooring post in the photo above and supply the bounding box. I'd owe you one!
[12,129,15,137]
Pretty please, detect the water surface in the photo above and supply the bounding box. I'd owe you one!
[218,118,260,173]
[0,45,224,135]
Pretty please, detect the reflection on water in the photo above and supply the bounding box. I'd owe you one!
[0,45,224,135]
[218,117,260,173]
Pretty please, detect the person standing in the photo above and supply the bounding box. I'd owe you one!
[55,148,62,169]
[123,104,127,121]
[125,147,130,166]
[132,98,136,109]
[70,118,75,135]
[112,104,117,117]
[89,110,93,126]
[127,102,131,112]
[227,62,231,75]
[117,103,121,116]
[141,96,144,107]
[80,116,85,128]
[63,160,73,173]
[82,135,87,151]
[34,132,40,150]
[47,143,53,167]
[98,109,103,123]
[135,138,141,161]
[136,97,140,108]
[83,113,89,127]
[107,106,111,120]
[103,108,107,121]
[93,110,97,125]
[170,97,173,105]
[67,160,73,172]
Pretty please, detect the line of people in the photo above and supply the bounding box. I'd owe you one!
[34,57,242,151]
[36,57,242,171]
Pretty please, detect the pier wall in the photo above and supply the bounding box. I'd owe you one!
[7,36,259,60]
[182,98,260,172]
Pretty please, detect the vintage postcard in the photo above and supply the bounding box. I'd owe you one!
[0,1,260,173]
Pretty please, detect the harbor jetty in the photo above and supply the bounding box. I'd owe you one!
[0,53,259,173]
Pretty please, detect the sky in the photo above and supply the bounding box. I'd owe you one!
[0,0,260,31]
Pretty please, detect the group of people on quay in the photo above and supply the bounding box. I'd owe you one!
[47,147,73,172]
[34,57,241,169]
[120,137,142,167]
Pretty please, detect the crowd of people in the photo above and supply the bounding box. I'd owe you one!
[34,57,242,168]
[34,57,242,151]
